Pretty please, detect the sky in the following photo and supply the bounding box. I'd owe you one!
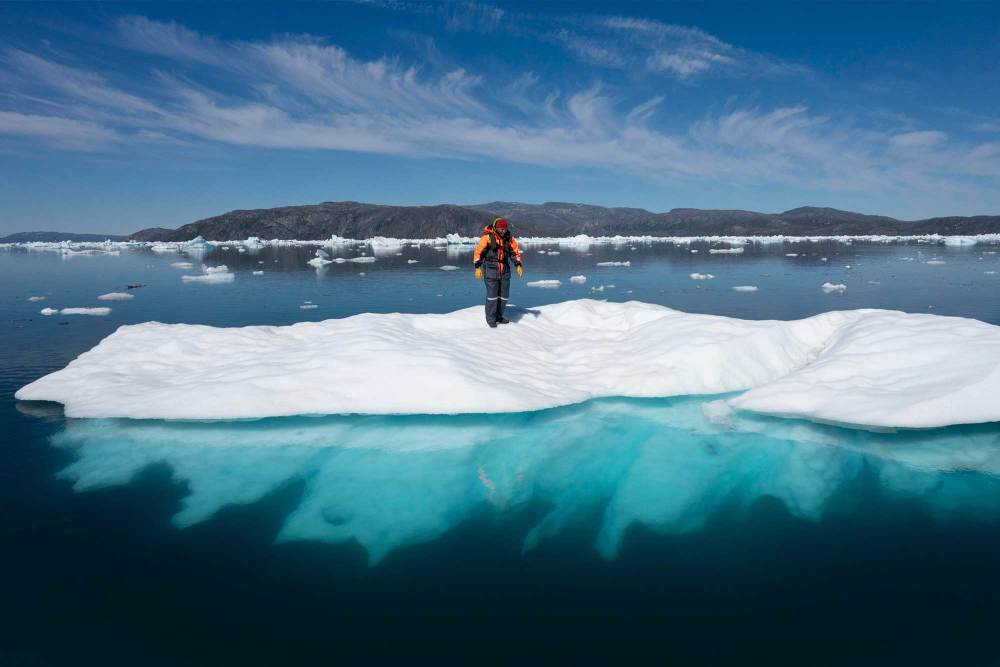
[0,1,999,235]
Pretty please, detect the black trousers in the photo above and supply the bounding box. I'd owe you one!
[483,264,511,324]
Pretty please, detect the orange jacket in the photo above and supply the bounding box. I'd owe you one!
[473,226,522,274]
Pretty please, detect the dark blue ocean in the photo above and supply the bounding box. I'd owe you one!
[3,239,1000,665]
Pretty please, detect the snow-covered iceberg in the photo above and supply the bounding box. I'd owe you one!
[15,300,1000,428]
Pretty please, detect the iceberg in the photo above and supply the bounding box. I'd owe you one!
[14,299,1000,428]
[45,397,1000,564]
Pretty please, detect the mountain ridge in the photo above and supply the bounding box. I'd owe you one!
[8,202,1000,242]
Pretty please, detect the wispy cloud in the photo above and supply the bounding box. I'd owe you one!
[0,15,997,208]
[0,110,119,150]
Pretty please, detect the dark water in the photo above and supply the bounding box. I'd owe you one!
[3,239,1000,664]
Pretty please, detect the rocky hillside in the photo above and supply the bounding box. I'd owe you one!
[0,231,125,243]
[126,201,1000,241]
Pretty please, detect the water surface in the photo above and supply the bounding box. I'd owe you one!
[3,239,1000,664]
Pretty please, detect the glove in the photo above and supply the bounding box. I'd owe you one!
[475,267,483,280]
[516,264,523,277]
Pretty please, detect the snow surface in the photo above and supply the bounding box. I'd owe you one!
[15,299,1000,428]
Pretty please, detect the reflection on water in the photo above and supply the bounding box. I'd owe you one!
[47,397,1000,564]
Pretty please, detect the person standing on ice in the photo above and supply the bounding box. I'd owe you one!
[473,217,523,327]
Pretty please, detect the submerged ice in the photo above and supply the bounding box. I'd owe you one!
[47,397,1000,565]
[16,299,1000,428]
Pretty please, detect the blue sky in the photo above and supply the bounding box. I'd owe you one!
[1,1,999,234]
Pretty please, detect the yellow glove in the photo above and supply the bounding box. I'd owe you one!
[474,267,483,280]
[516,264,524,277]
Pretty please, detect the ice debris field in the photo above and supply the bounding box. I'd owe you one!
[16,299,1000,429]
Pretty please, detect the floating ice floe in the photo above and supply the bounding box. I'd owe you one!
[926,260,946,265]
[18,299,1000,429]
[181,265,235,283]
[821,283,847,293]
[308,249,333,267]
[97,292,134,301]
[407,259,419,264]
[41,307,111,316]
[300,304,318,310]
[28,296,45,302]
[252,271,264,275]
[785,253,799,257]
[732,286,758,292]
[170,262,194,269]
[526,280,561,288]
[689,273,715,280]
[439,265,460,271]
[709,247,744,254]
[596,261,630,267]
[569,275,587,284]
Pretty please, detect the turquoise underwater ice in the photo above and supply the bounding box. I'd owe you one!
[51,396,1000,564]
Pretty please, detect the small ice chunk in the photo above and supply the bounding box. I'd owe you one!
[28,296,46,302]
[821,283,847,293]
[350,256,376,263]
[59,307,112,316]
[548,251,560,255]
[926,260,946,265]
[596,261,630,267]
[182,273,234,283]
[170,262,194,269]
[569,275,587,284]
[732,285,758,292]
[689,273,715,280]
[709,247,744,255]
[785,253,799,257]
[985,271,997,275]
[204,265,229,274]
[98,292,134,301]
[40,307,58,315]
[300,304,319,310]
[527,280,561,288]
[407,259,419,264]
[690,249,699,253]
[439,265,460,271]
[253,271,264,275]
[821,257,828,261]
